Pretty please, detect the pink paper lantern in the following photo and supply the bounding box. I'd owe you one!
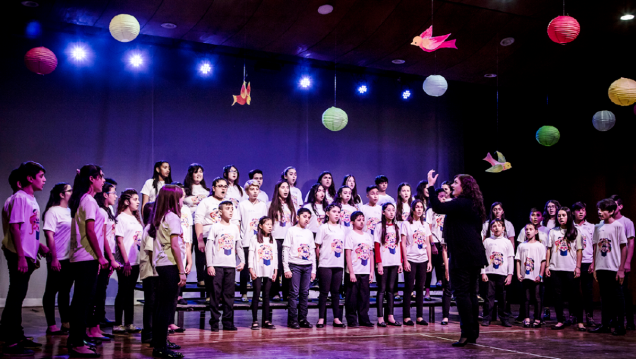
[24,47,58,75]
[547,16,580,44]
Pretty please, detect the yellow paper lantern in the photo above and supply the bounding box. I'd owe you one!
[109,14,140,43]
[608,78,636,106]
[322,107,348,131]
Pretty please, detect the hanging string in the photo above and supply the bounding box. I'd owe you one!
[334,28,337,107]
[432,0,437,74]
[496,34,499,149]
[563,0,565,16]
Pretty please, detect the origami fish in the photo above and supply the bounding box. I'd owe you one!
[411,26,457,52]
[484,152,511,173]
[232,81,251,106]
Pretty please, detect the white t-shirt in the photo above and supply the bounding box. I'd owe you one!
[183,184,210,213]
[426,208,445,244]
[303,203,326,233]
[345,231,374,275]
[239,199,268,246]
[361,203,382,235]
[339,204,357,230]
[194,196,239,238]
[401,220,431,263]
[616,216,636,239]
[141,179,164,202]
[225,184,246,211]
[139,225,157,279]
[205,223,241,268]
[248,235,277,278]
[1,190,40,259]
[515,240,546,281]
[70,194,103,262]
[315,223,345,268]
[547,227,583,272]
[2,195,14,237]
[516,225,549,246]
[374,224,401,267]
[180,206,193,245]
[545,218,556,230]
[290,187,303,209]
[575,221,595,264]
[268,202,293,239]
[282,226,316,273]
[377,194,396,207]
[482,236,515,276]
[257,191,269,203]
[593,221,628,272]
[154,211,183,267]
[43,206,72,260]
[114,213,144,265]
[482,219,515,239]
[105,215,116,255]
[95,208,109,256]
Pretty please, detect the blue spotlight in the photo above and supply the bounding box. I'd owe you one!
[199,62,212,75]
[402,90,411,99]
[358,85,368,94]
[299,76,311,88]
[129,54,143,67]
[70,46,87,61]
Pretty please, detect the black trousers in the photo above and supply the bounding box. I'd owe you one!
[425,243,444,289]
[89,264,111,328]
[483,274,507,321]
[270,238,290,300]
[207,267,236,328]
[318,267,343,321]
[550,270,582,323]
[43,258,74,327]
[522,280,542,321]
[194,235,207,282]
[376,265,398,319]
[239,247,251,295]
[450,263,481,340]
[345,273,371,326]
[580,262,594,318]
[142,276,158,341]
[115,264,140,326]
[69,260,99,347]
[621,272,634,326]
[153,265,179,350]
[0,250,36,345]
[441,271,452,319]
[597,270,625,327]
[404,261,427,319]
[251,277,272,323]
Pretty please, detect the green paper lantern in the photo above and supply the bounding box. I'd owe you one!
[536,126,560,147]
[322,106,348,131]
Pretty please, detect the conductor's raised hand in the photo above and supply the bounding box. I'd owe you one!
[427,170,439,188]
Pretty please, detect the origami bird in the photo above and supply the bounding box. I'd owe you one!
[411,26,457,52]
[483,152,512,173]
[232,81,251,106]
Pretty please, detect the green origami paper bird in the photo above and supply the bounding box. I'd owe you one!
[484,152,512,173]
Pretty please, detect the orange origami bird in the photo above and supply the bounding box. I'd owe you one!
[411,26,457,52]
[232,81,251,106]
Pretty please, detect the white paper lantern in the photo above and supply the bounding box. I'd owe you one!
[592,110,616,131]
[109,14,140,42]
[423,75,448,97]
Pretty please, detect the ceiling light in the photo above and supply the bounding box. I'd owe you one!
[199,62,211,75]
[621,14,634,20]
[21,1,39,7]
[299,77,311,88]
[161,23,177,29]
[484,74,497,78]
[71,46,87,61]
[392,59,405,64]
[500,37,515,46]
[402,90,411,99]
[318,4,333,15]
[130,54,143,67]
[358,85,368,94]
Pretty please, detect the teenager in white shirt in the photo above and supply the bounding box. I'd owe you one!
[374,203,402,327]
[546,207,584,331]
[517,208,550,245]
[571,201,596,326]
[141,161,172,210]
[283,208,316,329]
[248,169,269,203]
[344,211,375,327]
[610,194,635,330]
[401,199,432,326]
[375,175,395,206]
[267,181,296,301]
[342,174,362,207]
[249,217,277,330]
[481,219,514,327]
[360,185,382,235]
[183,163,210,286]
[205,201,245,331]
[302,183,326,236]
[315,203,346,328]
[333,186,357,229]
[543,200,561,231]
[589,198,628,335]
[41,182,73,336]
[223,164,245,208]
[482,202,515,246]
[305,171,335,204]
[396,183,414,223]
[149,185,186,358]
[281,166,303,209]
[238,180,268,302]
[414,180,430,210]
[515,223,546,328]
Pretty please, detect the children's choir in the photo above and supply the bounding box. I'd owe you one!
[1,161,635,358]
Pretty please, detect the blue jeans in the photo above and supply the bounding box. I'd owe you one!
[288,263,312,323]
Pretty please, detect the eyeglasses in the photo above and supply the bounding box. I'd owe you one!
[228,169,238,173]
[107,192,117,196]
[64,189,73,193]
[216,185,228,189]
[547,205,557,209]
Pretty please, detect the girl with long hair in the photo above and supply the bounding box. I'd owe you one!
[414,180,430,210]
[543,200,561,230]
[344,211,375,327]
[112,189,144,334]
[183,163,210,287]
[515,223,546,328]
[268,181,297,300]
[396,183,414,222]
[342,174,362,207]
[248,217,277,330]
[306,171,335,204]
[333,186,357,229]
[482,202,516,245]
[223,164,245,208]
[302,183,326,236]
[42,182,73,335]
[374,203,402,327]
[281,166,303,209]
[141,161,172,210]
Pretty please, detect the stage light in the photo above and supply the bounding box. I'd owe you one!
[402,90,411,99]
[299,77,311,88]
[130,54,143,67]
[621,14,634,20]
[199,62,212,75]
[70,46,87,61]
[358,85,368,94]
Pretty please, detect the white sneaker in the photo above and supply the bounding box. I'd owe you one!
[126,324,142,333]
[241,294,249,302]
[112,325,127,334]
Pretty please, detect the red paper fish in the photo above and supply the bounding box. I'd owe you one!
[232,81,251,106]
[411,26,457,52]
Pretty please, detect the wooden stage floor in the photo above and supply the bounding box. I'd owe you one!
[2,304,635,358]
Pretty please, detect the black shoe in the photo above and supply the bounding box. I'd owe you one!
[501,319,512,327]
[251,322,261,330]
[333,322,346,328]
[481,319,490,327]
[222,325,238,331]
[452,337,469,347]
[46,328,68,335]
[142,337,153,344]
[167,340,181,350]
[441,320,449,326]
[100,317,115,327]
[288,322,300,329]
[387,320,402,327]
[613,327,627,336]
[299,320,313,329]
[348,323,360,328]
[87,335,111,342]
[403,320,415,326]
[262,322,276,330]
[586,316,596,327]
[316,322,325,328]
[361,322,375,327]
[589,325,611,333]
[210,326,219,332]
[152,348,184,358]
[416,319,429,326]
[2,343,35,357]
[19,338,42,348]
[532,322,542,328]
[377,321,387,328]
[551,324,565,330]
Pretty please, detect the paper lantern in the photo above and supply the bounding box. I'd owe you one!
[423,75,448,97]
[322,107,348,131]
[536,126,560,147]
[608,78,636,106]
[24,47,57,75]
[592,111,616,131]
[547,16,580,44]
[109,14,140,42]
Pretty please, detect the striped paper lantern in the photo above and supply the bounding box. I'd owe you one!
[109,14,140,42]
[547,16,580,44]
[592,111,616,131]
[24,47,57,75]
[423,75,448,97]
[322,107,348,131]
[608,78,636,106]
[536,126,560,147]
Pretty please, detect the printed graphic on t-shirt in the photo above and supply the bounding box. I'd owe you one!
[180,216,189,239]
[435,215,444,232]
[525,257,535,275]
[331,239,344,258]
[209,209,221,223]
[341,209,353,227]
[555,237,570,256]
[599,238,612,257]
[257,244,274,266]
[367,217,380,234]
[218,233,235,255]
[489,252,504,269]
[30,209,40,240]
[355,243,371,266]
[229,198,240,209]
[297,243,311,260]
[291,196,299,208]
[383,232,398,254]
[413,230,426,249]
[134,231,141,251]
[249,217,259,235]
[280,213,290,227]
